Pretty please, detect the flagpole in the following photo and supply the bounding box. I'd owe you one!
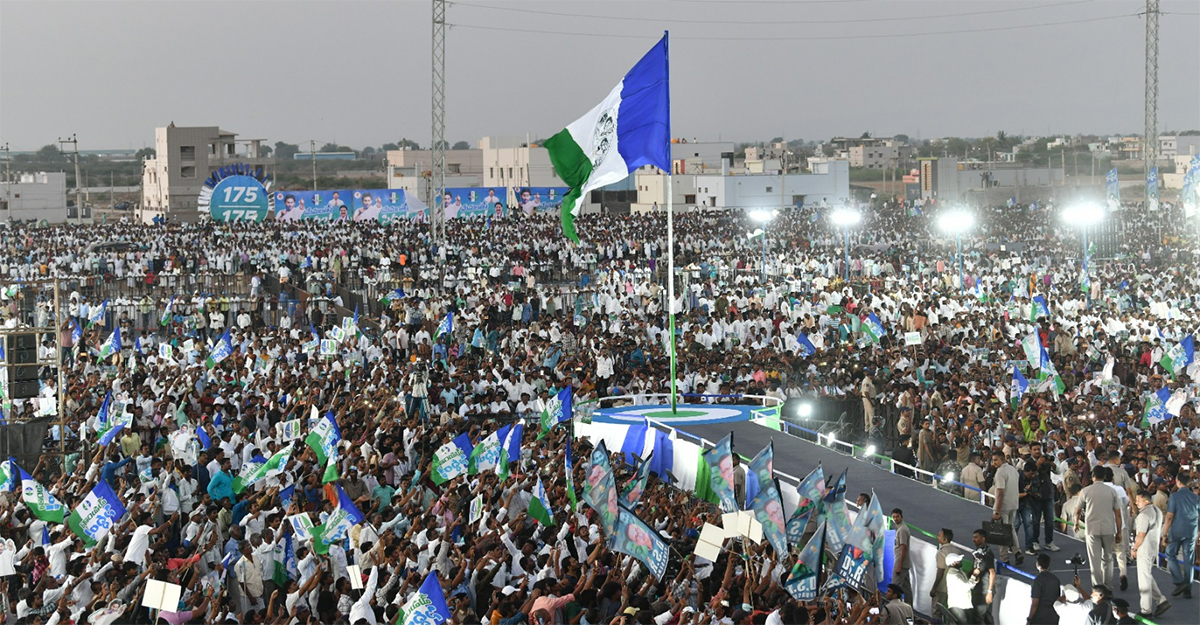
[665,30,677,415]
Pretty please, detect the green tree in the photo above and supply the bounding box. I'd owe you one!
[319,143,342,153]
[451,140,470,150]
[381,143,399,151]
[893,134,910,144]
[257,144,273,158]
[36,144,64,161]
[274,142,300,160]
[135,147,156,160]
[398,139,421,150]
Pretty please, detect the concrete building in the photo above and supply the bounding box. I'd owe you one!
[140,125,272,223]
[917,157,1064,201]
[1159,135,1200,161]
[0,172,68,223]
[385,147,484,206]
[631,159,849,213]
[479,136,563,195]
[848,140,912,169]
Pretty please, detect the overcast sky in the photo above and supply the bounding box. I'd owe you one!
[1,0,1197,151]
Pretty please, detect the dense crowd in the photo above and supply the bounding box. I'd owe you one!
[0,197,1197,625]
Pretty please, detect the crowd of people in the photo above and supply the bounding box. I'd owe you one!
[0,195,1197,625]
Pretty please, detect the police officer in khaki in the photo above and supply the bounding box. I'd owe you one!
[1131,490,1171,618]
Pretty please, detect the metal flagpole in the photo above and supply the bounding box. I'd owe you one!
[668,173,677,414]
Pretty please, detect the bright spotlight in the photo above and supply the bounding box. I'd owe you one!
[1062,202,1105,227]
[944,472,955,484]
[865,445,877,458]
[830,209,861,227]
[749,209,778,223]
[828,432,838,446]
[938,210,975,234]
[797,402,814,419]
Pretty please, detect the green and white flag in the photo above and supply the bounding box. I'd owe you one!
[321,451,340,484]
[15,463,65,523]
[160,297,175,326]
[432,433,472,485]
[0,459,16,493]
[528,475,554,526]
[67,481,126,547]
[233,446,292,494]
[1021,332,1043,370]
[1159,336,1195,378]
[97,327,122,361]
[468,425,506,475]
[304,411,341,466]
[231,455,267,495]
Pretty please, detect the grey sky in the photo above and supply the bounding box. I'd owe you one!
[1,0,1197,151]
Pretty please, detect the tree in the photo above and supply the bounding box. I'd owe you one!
[36,144,64,161]
[859,132,872,139]
[362,146,376,156]
[381,143,400,151]
[257,144,273,158]
[769,136,783,144]
[893,134,910,144]
[274,142,300,160]
[135,147,156,160]
[451,140,470,150]
[398,139,421,150]
[319,143,342,153]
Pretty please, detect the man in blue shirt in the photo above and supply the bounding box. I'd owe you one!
[208,457,234,504]
[101,456,133,489]
[1162,472,1199,598]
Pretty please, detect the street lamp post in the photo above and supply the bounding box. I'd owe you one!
[1061,202,1104,310]
[937,210,975,295]
[749,209,778,284]
[830,209,861,282]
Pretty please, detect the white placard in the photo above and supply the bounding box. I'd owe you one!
[140,579,182,611]
[904,332,923,346]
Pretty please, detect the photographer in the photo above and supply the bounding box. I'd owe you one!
[406,361,430,423]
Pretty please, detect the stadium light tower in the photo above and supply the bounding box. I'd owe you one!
[938,210,975,295]
[1062,202,1104,309]
[830,208,861,281]
[1144,0,1159,193]
[749,209,778,284]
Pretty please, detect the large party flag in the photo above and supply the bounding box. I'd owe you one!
[395,571,451,625]
[583,441,619,536]
[67,481,127,547]
[797,333,816,358]
[785,521,825,601]
[543,35,670,243]
[701,433,737,513]
[94,391,113,435]
[1031,295,1049,321]
[468,425,508,475]
[311,485,364,554]
[539,386,573,439]
[1160,335,1195,378]
[1142,387,1173,426]
[1106,168,1120,207]
[321,451,340,484]
[272,533,295,587]
[71,319,82,345]
[528,475,555,526]
[233,446,292,494]
[608,504,670,580]
[15,463,65,523]
[821,469,850,554]
[434,312,453,341]
[1010,366,1030,409]
[620,419,649,467]
[304,411,341,466]
[621,451,653,507]
[431,433,473,485]
[205,328,233,369]
[160,297,175,326]
[98,404,131,448]
[786,464,825,548]
[232,455,267,495]
[97,327,121,361]
[862,313,886,344]
[87,300,108,328]
[745,441,774,507]
[749,480,789,556]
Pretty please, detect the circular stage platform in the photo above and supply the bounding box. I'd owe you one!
[591,403,763,425]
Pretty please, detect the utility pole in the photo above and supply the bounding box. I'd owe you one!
[2,142,9,223]
[310,140,317,191]
[779,134,786,211]
[57,134,82,225]
[431,0,447,241]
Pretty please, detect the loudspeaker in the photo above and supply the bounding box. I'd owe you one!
[8,380,39,400]
[9,349,35,365]
[11,365,39,381]
[7,334,36,351]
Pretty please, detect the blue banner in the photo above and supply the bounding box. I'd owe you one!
[438,187,507,219]
[1105,168,1120,209]
[1147,167,1159,210]
[609,504,670,581]
[512,187,570,216]
[351,189,428,223]
[273,190,351,221]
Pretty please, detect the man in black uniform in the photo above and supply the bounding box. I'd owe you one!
[970,529,997,624]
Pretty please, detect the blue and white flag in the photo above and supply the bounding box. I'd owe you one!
[1182,155,1200,215]
[1143,387,1173,426]
[314,485,365,553]
[796,333,816,358]
[395,571,452,625]
[1031,295,1049,320]
[71,319,82,344]
[380,288,406,304]
[862,313,886,343]
[1011,366,1030,408]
